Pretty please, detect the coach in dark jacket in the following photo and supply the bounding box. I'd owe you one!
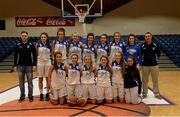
[141,32,161,99]
[14,31,37,102]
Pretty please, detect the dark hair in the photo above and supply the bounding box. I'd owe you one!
[40,32,51,51]
[127,33,137,46]
[21,31,28,35]
[71,53,79,60]
[115,52,126,76]
[101,34,108,44]
[53,52,63,72]
[111,32,121,44]
[87,33,94,38]
[127,56,136,68]
[57,27,65,35]
[145,32,152,36]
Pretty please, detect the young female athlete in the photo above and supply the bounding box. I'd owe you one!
[96,34,109,64]
[81,55,97,104]
[68,32,83,64]
[36,32,51,101]
[65,54,86,106]
[96,55,113,104]
[52,28,69,63]
[82,33,96,64]
[111,52,126,103]
[48,52,66,105]
[124,56,142,104]
[125,34,141,69]
[109,32,126,62]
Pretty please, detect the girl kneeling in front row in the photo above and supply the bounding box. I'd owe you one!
[48,52,66,105]
[81,55,97,104]
[66,54,86,106]
[124,56,142,104]
[96,55,113,104]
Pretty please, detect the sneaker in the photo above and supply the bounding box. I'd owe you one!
[45,93,50,101]
[18,97,25,103]
[155,95,162,100]
[40,94,44,101]
[29,97,34,102]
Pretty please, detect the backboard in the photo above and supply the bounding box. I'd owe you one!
[61,0,103,18]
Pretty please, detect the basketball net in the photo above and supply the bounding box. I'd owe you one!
[76,9,87,23]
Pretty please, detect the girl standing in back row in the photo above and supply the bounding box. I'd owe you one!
[36,32,51,101]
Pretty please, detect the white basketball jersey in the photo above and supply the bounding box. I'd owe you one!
[81,65,95,84]
[69,42,82,63]
[109,42,124,61]
[51,64,66,89]
[67,64,81,85]
[111,61,123,83]
[97,65,111,87]
[54,39,68,60]
[97,44,109,64]
[37,42,51,64]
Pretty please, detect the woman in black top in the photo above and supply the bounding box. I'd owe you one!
[124,56,142,104]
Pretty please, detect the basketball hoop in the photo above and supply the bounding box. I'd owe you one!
[76,9,88,23]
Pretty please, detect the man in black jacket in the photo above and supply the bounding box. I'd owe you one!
[141,32,161,99]
[14,31,37,102]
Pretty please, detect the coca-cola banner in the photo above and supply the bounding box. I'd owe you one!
[15,17,75,27]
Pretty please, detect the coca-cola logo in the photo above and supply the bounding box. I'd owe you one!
[15,17,75,27]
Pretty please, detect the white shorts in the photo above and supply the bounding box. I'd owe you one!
[96,86,113,100]
[66,84,82,99]
[112,82,124,98]
[37,63,51,78]
[81,84,97,100]
[51,87,67,100]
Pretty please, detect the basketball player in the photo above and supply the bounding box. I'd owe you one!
[48,52,66,105]
[52,28,69,63]
[96,55,113,104]
[36,32,51,101]
[111,52,126,103]
[82,33,96,64]
[109,32,126,62]
[65,54,86,106]
[81,55,97,104]
[96,34,109,64]
[125,34,141,69]
[68,32,83,64]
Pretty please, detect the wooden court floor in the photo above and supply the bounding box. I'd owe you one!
[0,71,180,116]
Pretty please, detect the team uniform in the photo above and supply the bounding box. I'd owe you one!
[68,42,82,64]
[96,65,112,101]
[50,63,66,100]
[125,44,141,67]
[109,42,126,62]
[53,39,69,63]
[96,44,109,64]
[83,44,96,64]
[111,61,124,100]
[37,41,51,78]
[81,65,97,100]
[66,64,82,99]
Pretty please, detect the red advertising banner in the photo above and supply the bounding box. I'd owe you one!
[15,17,75,27]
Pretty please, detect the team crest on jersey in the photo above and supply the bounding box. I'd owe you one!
[27,45,30,48]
